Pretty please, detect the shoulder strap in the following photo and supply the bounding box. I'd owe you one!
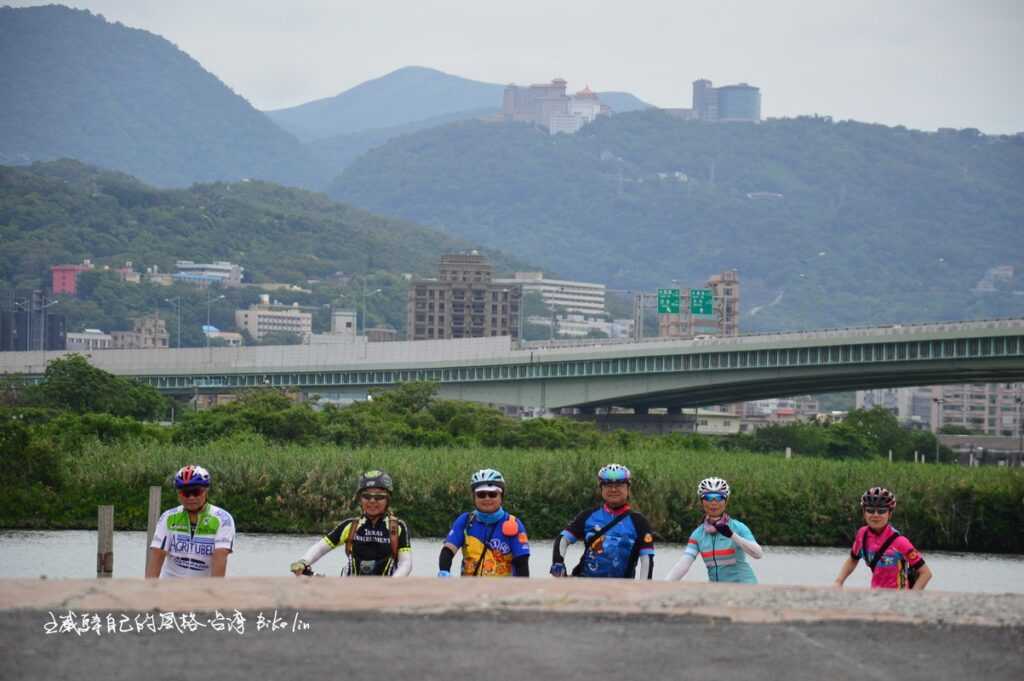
[586,509,632,549]
[344,517,363,557]
[867,530,901,572]
[388,512,400,562]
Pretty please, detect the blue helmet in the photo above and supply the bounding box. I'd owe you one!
[598,463,631,484]
[174,464,211,488]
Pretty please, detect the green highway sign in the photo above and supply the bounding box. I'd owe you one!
[657,288,680,314]
[690,288,713,315]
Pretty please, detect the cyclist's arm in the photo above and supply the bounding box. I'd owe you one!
[300,538,334,566]
[552,534,571,564]
[833,556,858,587]
[910,564,932,590]
[731,532,763,559]
[393,550,413,577]
[512,555,530,577]
[145,548,166,579]
[146,513,170,579]
[637,554,654,580]
[664,553,695,581]
[211,548,229,577]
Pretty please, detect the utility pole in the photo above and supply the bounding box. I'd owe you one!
[165,297,182,349]
[933,397,946,463]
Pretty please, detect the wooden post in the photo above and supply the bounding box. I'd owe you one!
[785,447,792,460]
[97,505,114,578]
[888,449,893,463]
[145,486,162,574]
[914,451,919,464]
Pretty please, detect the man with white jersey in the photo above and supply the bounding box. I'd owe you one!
[146,464,235,578]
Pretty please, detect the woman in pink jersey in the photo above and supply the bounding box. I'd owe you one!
[834,486,932,590]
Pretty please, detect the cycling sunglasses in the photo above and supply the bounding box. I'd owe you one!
[361,493,389,502]
[700,493,727,502]
[475,491,501,499]
[178,487,206,498]
[864,507,891,515]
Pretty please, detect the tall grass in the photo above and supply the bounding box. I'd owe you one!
[12,436,1023,553]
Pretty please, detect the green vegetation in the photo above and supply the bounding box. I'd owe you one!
[0,160,526,339]
[0,5,325,188]
[4,367,1018,552]
[330,114,1024,331]
[4,438,1020,554]
[722,408,947,463]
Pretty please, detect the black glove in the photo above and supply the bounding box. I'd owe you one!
[714,522,733,538]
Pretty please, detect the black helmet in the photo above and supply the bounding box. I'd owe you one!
[357,470,393,495]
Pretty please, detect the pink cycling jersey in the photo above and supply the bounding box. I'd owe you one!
[851,524,925,590]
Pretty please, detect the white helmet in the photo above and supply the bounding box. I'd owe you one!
[697,477,730,499]
[470,468,505,492]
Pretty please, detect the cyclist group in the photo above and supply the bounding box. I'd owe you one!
[148,463,931,591]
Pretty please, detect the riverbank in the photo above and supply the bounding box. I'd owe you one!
[5,439,1023,552]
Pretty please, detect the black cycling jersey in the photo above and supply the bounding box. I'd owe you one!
[324,515,411,576]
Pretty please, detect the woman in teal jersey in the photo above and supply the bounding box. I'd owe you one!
[665,477,763,584]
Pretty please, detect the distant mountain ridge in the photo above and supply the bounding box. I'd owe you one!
[0,159,520,290]
[267,66,650,144]
[0,5,326,189]
[328,113,1024,330]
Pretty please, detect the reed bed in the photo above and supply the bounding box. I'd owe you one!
[14,436,1023,553]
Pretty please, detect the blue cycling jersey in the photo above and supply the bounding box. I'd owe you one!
[562,504,654,578]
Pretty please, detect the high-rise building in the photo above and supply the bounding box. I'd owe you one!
[690,80,761,122]
[407,252,521,341]
[930,383,1023,437]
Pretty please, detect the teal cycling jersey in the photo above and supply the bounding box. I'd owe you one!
[682,517,758,584]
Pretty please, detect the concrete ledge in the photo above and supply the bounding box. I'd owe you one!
[2,577,1021,627]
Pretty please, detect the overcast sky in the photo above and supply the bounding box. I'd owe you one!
[10,0,1024,133]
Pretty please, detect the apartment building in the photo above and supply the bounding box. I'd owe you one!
[174,260,244,288]
[66,329,113,352]
[407,252,521,341]
[235,295,313,341]
[111,315,169,350]
[930,383,1023,437]
[493,272,606,317]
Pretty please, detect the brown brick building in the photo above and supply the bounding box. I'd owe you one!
[407,253,521,341]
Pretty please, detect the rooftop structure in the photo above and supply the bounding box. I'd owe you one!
[173,260,244,288]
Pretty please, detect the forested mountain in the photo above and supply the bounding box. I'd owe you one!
[329,113,1024,330]
[267,65,650,143]
[0,160,512,289]
[0,5,325,189]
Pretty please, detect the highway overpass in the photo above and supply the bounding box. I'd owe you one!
[2,318,1023,410]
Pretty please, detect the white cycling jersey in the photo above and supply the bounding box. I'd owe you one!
[150,503,235,578]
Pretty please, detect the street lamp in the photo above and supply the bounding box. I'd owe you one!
[361,284,381,336]
[1015,389,1023,463]
[206,292,225,348]
[164,297,182,349]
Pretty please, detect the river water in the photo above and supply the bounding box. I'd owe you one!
[2,530,1022,592]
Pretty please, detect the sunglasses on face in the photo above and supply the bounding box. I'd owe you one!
[361,493,388,502]
[475,491,501,499]
[179,487,206,498]
[701,493,726,502]
[864,507,891,516]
